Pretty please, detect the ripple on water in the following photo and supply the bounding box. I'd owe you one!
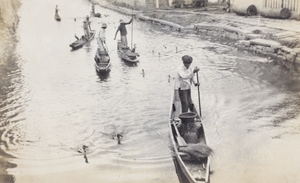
[1,1,300,182]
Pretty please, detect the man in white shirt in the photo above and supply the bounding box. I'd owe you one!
[95,23,109,63]
[175,55,200,113]
[97,23,108,52]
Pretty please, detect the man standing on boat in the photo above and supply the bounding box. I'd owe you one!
[114,18,133,48]
[175,55,200,113]
[95,23,109,63]
[97,23,108,52]
[83,16,91,39]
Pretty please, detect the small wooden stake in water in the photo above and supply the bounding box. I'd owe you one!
[142,69,145,77]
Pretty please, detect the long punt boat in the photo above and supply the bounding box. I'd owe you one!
[69,30,95,50]
[117,41,139,63]
[169,90,211,183]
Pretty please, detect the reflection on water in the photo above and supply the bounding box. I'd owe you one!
[0,0,300,183]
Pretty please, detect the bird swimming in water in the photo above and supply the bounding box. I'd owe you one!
[77,145,88,153]
[113,134,123,144]
[77,145,89,163]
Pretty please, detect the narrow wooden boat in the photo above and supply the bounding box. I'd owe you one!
[94,49,111,73]
[91,11,101,18]
[169,90,211,183]
[117,41,139,63]
[69,30,95,50]
[55,13,61,21]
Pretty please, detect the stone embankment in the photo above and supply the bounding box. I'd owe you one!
[96,1,300,73]
[0,0,20,65]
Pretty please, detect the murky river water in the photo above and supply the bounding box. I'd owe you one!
[1,0,300,183]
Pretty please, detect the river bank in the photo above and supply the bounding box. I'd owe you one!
[95,0,300,75]
[0,0,20,66]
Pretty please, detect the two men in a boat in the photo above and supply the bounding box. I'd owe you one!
[95,23,109,63]
[175,55,200,113]
[114,18,133,49]
[83,16,91,39]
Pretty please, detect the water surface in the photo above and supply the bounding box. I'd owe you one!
[0,0,300,183]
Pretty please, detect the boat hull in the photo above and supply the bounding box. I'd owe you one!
[117,50,139,63]
[117,41,139,63]
[94,50,111,73]
[91,12,101,18]
[169,90,210,183]
[94,62,111,73]
[69,30,96,50]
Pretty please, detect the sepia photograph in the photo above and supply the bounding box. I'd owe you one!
[0,0,300,182]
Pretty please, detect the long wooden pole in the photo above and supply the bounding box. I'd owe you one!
[131,9,133,50]
[196,72,202,117]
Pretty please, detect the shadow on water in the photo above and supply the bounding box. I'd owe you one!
[235,57,300,92]
[120,59,138,67]
[0,50,18,183]
[0,147,16,183]
[0,60,17,183]
[96,70,110,81]
[0,158,16,183]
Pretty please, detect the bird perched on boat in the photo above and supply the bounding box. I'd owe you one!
[131,44,137,53]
